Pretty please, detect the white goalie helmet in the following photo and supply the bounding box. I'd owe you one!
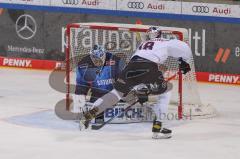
[146,26,162,40]
[90,45,106,66]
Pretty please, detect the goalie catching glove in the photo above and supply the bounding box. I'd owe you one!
[178,58,191,74]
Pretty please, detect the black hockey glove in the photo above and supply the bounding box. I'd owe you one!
[178,58,191,74]
[133,84,150,104]
[138,94,148,105]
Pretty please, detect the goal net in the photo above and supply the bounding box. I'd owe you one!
[65,22,216,122]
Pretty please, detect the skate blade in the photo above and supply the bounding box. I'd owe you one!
[152,133,172,139]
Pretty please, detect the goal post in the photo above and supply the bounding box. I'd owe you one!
[65,22,216,121]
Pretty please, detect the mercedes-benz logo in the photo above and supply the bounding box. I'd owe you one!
[16,14,37,40]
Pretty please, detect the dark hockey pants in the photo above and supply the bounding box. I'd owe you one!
[114,56,168,95]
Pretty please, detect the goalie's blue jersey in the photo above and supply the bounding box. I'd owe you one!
[75,52,125,101]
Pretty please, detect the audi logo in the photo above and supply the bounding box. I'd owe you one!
[127,2,144,9]
[192,6,209,13]
[62,0,79,5]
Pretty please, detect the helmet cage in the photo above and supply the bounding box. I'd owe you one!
[146,26,161,40]
[90,45,106,66]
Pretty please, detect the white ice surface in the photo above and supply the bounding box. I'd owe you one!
[0,68,240,159]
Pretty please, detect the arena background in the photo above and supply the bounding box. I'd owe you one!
[0,0,239,84]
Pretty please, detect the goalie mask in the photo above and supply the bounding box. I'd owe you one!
[90,45,106,66]
[146,26,162,40]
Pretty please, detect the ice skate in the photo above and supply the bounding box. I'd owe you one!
[152,120,172,139]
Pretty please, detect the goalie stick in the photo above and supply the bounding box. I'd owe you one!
[91,73,178,130]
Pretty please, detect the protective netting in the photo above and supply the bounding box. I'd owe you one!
[66,23,216,118]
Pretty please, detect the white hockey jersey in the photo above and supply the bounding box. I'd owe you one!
[133,38,192,64]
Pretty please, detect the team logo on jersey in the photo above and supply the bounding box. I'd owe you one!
[97,79,114,86]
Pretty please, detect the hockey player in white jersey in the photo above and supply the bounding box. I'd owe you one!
[80,26,191,139]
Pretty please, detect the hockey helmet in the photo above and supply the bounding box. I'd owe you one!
[146,26,162,40]
[90,45,106,66]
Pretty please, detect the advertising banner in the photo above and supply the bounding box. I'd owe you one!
[0,0,50,6]
[197,72,240,85]
[0,9,239,75]
[1,0,240,18]
[0,56,64,70]
[0,9,65,61]
[51,0,116,10]
[1,56,238,84]
[117,0,181,14]
[182,2,240,18]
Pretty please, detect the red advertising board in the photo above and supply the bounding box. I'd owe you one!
[0,56,239,85]
[0,56,65,70]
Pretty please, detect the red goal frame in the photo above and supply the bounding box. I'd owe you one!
[65,23,184,118]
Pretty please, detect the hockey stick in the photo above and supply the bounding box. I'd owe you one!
[91,74,177,130]
[91,99,139,130]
